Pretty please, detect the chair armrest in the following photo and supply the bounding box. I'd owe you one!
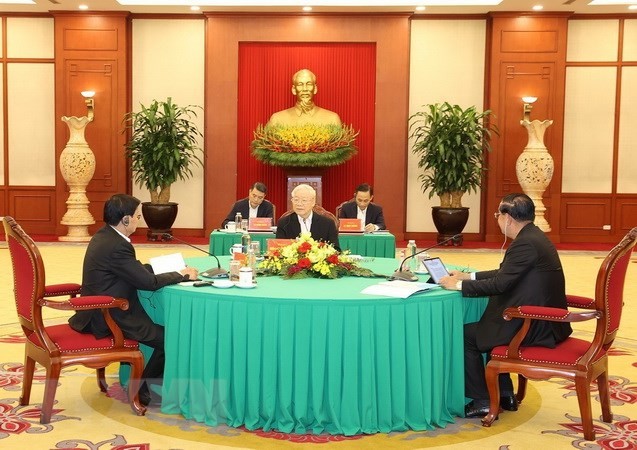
[39,296,130,311]
[44,283,81,297]
[503,306,601,323]
[566,294,596,309]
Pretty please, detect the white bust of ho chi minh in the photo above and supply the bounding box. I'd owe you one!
[267,69,342,127]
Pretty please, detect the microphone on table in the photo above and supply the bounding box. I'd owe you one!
[389,234,461,282]
[162,233,229,279]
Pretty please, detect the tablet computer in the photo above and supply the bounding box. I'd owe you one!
[421,257,450,284]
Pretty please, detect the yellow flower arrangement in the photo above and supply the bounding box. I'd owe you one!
[259,233,376,279]
[251,123,358,167]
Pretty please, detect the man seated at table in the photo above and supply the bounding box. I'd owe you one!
[221,182,274,228]
[276,183,340,250]
[439,193,572,418]
[338,183,386,232]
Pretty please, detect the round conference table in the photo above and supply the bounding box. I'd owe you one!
[138,255,488,436]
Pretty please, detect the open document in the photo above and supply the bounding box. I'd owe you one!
[149,253,186,275]
[361,280,440,298]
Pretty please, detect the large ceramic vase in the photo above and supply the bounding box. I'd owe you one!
[431,207,469,245]
[142,202,178,241]
[516,119,554,232]
[59,115,96,241]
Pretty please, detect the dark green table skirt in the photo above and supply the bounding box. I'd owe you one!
[209,230,396,258]
[139,256,488,435]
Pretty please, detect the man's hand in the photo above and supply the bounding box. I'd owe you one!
[364,223,376,233]
[439,275,461,290]
[180,267,199,280]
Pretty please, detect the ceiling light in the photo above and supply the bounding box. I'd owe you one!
[79,4,89,10]
[532,4,543,10]
[302,5,312,11]
[117,1,503,5]
[191,5,200,10]
[416,5,426,11]
[629,4,637,9]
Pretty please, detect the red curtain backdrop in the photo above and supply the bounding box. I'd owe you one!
[237,43,377,218]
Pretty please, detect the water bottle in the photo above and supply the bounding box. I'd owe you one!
[241,233,252,254]
[235,212,242,231]
[407,240,419,272]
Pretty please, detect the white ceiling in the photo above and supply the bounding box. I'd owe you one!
[0,0,635,15]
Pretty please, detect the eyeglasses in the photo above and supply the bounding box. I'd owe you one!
[494,212,502,219]
[292,197,312,205]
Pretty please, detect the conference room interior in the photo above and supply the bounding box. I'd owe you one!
[1,1,637,449]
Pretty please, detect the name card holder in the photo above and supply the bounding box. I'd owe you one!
[248,217,273,231]
[339,218,363,233]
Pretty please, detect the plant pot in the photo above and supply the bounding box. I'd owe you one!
[431,206,469,245]
[142,202,178,241]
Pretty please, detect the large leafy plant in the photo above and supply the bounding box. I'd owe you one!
[409,102,498,208]
[123,98,203,204]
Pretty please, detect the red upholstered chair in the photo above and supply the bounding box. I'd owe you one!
[481,227,637,441]
[2,216,146,423]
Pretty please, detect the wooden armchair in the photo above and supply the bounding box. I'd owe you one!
[2,216,146,423]
[481,227,637,441]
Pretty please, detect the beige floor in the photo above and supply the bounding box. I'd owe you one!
[0,240,636,450]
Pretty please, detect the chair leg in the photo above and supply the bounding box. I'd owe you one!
[482,363,501,427]
[128,355,147,417]
[516,374,527,404]
[574,376,595,441]
[597,371,613,423]
[96,367,108,393]
[20,355,36,406]
[40,364,61,424]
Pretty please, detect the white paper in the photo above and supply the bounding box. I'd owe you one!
[361,280,439,298]
[149,253,186,275]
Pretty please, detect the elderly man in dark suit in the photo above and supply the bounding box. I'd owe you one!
[276,183,339,250]
[440,193,572,418]
[69,194,198,406]
[221,182,275,228]
[338,183,386,232]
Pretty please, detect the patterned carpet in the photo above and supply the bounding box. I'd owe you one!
[1,242,636,450]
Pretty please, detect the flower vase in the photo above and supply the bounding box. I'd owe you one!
[59,115,96,241]
[516,119,554,232]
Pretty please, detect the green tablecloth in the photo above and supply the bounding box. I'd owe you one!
[139,256,488,436]
[209,230,396,258]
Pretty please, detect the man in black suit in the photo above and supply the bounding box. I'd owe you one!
[221,182,274,228]
[440,193,572,418]
[338,183,386,232]
[68,194,198,406]
[276,183,340,249]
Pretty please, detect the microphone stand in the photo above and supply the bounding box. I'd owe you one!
[162,233,228,278]
[389,234,461,282]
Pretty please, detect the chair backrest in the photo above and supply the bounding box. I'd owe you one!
[2,216,46,337]
[335,200,349,219]
[279,205,339,228]
[595,227,637,349]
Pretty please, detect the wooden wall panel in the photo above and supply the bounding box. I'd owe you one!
[486,14,568,242]
[204,14,410,240]
[617,199,637,233]
[54,13,129,236]
[9,189,56,234]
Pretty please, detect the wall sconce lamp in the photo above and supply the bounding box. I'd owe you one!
[522,96,537,121]
[81,90,95,121]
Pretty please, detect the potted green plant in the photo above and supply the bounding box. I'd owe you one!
[409,102,498,243]
[123,97,203,239]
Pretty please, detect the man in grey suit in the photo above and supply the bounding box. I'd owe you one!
[338,183,386,232]
[69,194,198,406]
[440,193,572,418]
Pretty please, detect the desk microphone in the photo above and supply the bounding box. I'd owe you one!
[389,234,461,282]
[162,233,229,278]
